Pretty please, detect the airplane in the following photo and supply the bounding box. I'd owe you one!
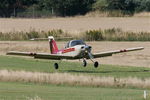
[7,36,144,69]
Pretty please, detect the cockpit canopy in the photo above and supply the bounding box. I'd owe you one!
[66,40,86,48]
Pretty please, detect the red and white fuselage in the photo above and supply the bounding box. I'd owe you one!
[49,36,91,58]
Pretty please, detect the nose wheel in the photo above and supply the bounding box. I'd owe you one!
[54,63,59,69]
[90,59,99,68]
[94,61,99,68]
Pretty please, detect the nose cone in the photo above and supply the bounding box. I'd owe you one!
[81,46,84,49]
[81,45,92,51]
[85,45,92,50]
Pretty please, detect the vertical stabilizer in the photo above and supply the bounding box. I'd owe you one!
[48,36,59,54]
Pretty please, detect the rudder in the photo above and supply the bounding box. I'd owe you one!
[48,36,59,54]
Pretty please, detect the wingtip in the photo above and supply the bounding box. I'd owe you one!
[6,51,14,55]
[30,38,35,41]
[138,47,144,49]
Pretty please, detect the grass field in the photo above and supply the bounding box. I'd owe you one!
[0,56,150,100]
[0,16,149,100]
[0,82,149,100]
[0,56,150,78]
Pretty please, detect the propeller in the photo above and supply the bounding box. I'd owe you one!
[86,45,99,68]
[84,45,94,60]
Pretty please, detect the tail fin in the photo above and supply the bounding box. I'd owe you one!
[48,36,59,54]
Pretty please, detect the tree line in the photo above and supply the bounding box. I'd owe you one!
[0,0,149,17]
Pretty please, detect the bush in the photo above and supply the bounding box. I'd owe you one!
[83,28,150,41]
[84,30,104,41]
[0,29,66,41]
[0,28,150,41]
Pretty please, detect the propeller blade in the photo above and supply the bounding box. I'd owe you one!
[87,51,94,59]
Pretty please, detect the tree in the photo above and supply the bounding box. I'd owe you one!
[92,0,108,11]
[39,0,95,16]
[133,0,150,12]
[0,0,17,17]
[93,0,138,14]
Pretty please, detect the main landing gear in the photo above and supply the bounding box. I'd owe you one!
[54,60,62,69]
[54,63,59,69]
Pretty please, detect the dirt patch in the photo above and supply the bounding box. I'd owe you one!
[0,17,150,33]
[1,41,149,67]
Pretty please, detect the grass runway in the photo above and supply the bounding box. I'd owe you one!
[0,55,150,100]
[0,56,150,78]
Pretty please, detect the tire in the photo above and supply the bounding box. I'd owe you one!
[83,60,87,67]
[54,63,59,69]
[94,61,99,68]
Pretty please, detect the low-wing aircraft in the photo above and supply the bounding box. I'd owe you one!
[7,36,144,69]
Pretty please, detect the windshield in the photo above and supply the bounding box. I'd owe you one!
[70,40,85,47]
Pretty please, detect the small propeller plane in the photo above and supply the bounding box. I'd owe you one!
[7,36,144,69]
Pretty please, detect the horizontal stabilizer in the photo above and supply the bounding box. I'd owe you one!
[7,51,36,56]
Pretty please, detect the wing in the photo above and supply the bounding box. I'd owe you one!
[7,51,75,60]
[92,47,144,58]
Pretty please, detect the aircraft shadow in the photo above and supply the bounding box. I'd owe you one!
[64,69,150,74]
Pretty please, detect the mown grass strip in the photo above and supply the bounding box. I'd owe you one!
[0,82,148,100]
[0,55,150,78]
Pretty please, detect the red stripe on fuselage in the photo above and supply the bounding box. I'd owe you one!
[62,48,75,53]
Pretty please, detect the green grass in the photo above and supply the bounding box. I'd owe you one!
[0,56,150,100]
[0,82,148,100]
[0,55,150,78]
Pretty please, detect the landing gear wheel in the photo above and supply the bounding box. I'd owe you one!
[83,59,87,67]
[54,63,59,69]
[94,61,99,68]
